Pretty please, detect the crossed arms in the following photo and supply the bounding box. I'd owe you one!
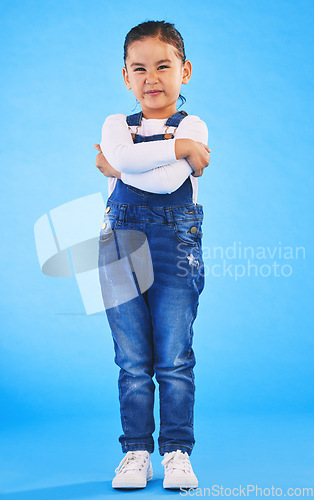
[95,113,210,194]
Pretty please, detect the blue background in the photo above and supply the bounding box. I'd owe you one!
[1,0,313,497]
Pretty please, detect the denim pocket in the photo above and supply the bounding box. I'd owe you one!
[173,219,203,247]
[99,214,118,244]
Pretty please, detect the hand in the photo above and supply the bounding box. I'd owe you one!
[94,144,121,178]
[175,139,211,177]
[186,141,211,177]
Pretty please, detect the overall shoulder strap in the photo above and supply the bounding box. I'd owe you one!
[126,110,187,127]
[126,109,188,141]
[163,110,188,139]
[165,110,188,128]
[126,111,142,126]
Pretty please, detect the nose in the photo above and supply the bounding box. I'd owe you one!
[145,70,158,84]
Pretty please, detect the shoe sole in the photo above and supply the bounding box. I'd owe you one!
[163,478,198,489]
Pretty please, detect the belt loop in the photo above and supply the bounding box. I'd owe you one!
[118,205,127,225]
[164,207,174,226]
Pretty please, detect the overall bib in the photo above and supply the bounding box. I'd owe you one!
[98,110,205,456]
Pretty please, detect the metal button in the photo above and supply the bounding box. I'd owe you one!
[105,206,111,213]
[190,226,198,234]
[101,222,107,230]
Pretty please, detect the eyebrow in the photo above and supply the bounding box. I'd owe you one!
[130,59,172,68]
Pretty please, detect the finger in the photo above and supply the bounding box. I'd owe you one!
[94,144,101,151]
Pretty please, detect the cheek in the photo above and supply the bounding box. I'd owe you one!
[171,79,183,94]
[169,69,183,88]
[132,75,144,87]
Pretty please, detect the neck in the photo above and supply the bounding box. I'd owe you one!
[141,104,178,120]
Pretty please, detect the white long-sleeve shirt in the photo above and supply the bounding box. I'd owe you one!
[100,113,208,204]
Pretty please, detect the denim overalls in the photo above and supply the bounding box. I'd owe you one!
[98,110,205,456]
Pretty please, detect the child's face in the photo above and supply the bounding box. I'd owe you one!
[123,37,192,119]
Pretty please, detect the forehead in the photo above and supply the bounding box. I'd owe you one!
[126,37,181,64]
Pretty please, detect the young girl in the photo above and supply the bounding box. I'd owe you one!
[95,20,210,490]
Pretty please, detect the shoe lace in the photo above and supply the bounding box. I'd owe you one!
[115,451,148,474]
[161,449,192,473]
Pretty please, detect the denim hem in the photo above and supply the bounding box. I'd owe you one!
[159,444,194,456]
[122,443,154,454]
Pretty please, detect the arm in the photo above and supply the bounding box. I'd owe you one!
[120,116,209,194]
[95,142,191,193]
[121,160,193,194]
[100,114,177,174]
[95,143,192,193]
[95,144,121,178]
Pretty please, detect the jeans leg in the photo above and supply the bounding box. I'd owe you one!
[98,222,156,454]
[105,294,155,454]
[146,222,204,456]
[148,286,199,456]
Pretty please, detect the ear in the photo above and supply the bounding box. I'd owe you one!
[122,67,132,90]
[182,60,192,84]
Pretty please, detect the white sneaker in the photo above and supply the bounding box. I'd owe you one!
[112,450,153,488]
[161,449,198,489]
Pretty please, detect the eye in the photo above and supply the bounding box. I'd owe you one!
[134,67,146,72]
[158,65,169,70]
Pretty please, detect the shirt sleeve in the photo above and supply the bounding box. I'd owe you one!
[121,160,193,193]
[100,114,177,174]
[120,115,209,194]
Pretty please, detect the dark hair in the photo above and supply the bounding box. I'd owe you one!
[124,20,186,108]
